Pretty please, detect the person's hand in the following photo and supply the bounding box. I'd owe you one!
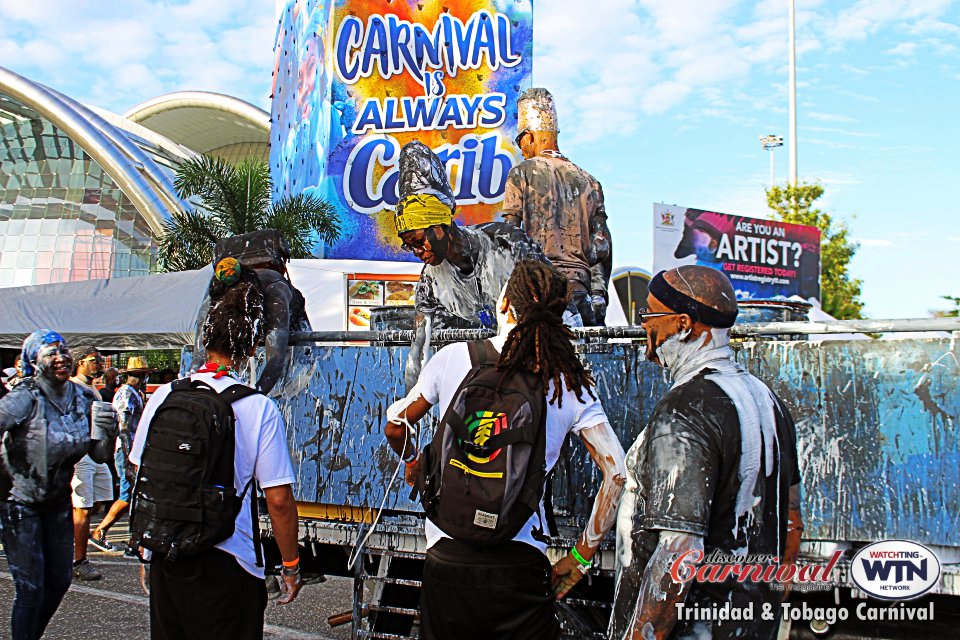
[550,553,585,600]
[404,455,421,488]
[590,295,607,322]
[277,569,303,605]
[91,401,118,439]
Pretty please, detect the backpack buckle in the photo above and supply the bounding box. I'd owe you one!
[461,441,493,458]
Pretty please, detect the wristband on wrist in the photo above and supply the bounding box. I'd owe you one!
[402,449,420,465]
[282,556,300,569]
[570,546,592,568]
[281,564,302,577]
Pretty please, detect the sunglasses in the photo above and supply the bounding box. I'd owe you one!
[400,227,439,253]
[637,308,682,321]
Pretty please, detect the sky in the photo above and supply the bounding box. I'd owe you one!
[2,0,958,318]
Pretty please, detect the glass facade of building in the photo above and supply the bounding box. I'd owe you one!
[0,97,164,287]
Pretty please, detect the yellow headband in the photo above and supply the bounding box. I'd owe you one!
[394,194,453,235]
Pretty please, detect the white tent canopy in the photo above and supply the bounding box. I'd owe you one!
[0,260,422,350]
[0,258,627,351]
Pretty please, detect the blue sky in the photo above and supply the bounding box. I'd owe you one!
[2,0,957,318]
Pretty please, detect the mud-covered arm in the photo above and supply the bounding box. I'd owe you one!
[501,166,524,226]
[589,185,612,301]
[257,279,294,395]
[552,422,627,599]
[88,395,118,464]
[404,315,429,393]
[0,388,35,433]
[623,531,703,640]
[191,290,212,372]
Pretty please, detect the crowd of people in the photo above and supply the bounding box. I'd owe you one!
[0,87,801,640]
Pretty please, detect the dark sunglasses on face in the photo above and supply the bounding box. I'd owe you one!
[400,229,433,253]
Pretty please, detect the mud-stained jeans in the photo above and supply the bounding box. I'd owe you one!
[0,499,74,640]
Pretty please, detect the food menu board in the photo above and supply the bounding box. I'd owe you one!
[384,281,415,306]
[346,274,418,331]
[348,280,383,306]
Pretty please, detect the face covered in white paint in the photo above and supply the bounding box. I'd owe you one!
[36,341,72,383]
[640,293,688,366]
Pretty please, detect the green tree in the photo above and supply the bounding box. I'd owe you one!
[766,182,864,319]
[158,156,340,271]
[934,295,959,318]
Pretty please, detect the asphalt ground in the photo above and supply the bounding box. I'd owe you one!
[0,516,354,640]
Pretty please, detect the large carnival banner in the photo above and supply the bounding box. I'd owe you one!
[271,0,534,260]
[653,204,822,301]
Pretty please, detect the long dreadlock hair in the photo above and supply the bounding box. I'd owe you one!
[497,260,595,407]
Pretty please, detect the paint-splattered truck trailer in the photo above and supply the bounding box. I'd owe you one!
[258,319,960,639]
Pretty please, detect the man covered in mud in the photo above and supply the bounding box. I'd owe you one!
[503,88,612,326]
[192,230,311,394]
[395,140,548,390]
[610,266,803,640]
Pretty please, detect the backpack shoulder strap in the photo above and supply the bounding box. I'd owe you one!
[219,383,261,405]
[467,339,499,368]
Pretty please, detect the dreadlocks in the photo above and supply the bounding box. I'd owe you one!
[497,260,595,407]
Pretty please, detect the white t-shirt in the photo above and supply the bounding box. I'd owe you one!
[419,334,608,553]
[130,372,296,578]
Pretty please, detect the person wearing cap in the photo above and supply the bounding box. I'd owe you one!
[68,346,114,579]
[0,330,118,640]
[0,366,17,399]
[394,140,549,390]
[503,88,612,326]
[609,266,803,640]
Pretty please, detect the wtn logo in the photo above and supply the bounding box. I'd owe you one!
[860,558,927,583]
[851,541,941,601]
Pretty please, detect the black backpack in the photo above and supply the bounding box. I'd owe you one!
[130,378,263,564]
[417,340,548,545]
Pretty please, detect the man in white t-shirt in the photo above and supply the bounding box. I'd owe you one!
[130,278,303,639]
[385,261,627,640]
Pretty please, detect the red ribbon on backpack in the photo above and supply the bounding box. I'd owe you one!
[198,361,233,379]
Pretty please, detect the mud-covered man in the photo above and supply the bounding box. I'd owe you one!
[395,140,548,390]
[610,266,803,640]
[503,88,612,326]
[192,230,311,395]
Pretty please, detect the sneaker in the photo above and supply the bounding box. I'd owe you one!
[89,531,117,552]
[73,559,102,581]
[123,543,139,559]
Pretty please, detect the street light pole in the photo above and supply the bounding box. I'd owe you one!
[760,135,784,188]
[788,0,798,187]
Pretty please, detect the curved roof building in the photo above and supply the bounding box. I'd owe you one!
[0,66,270,287]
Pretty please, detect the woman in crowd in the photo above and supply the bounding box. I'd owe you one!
[0,330,118,640]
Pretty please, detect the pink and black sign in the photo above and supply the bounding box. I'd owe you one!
[653,203,821,301]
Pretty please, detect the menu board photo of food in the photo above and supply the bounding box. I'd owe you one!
[384,281,416,306]
[348,280,383,306]
[347,306,372,331]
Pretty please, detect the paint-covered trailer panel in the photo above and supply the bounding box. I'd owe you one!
[273,335,959,548]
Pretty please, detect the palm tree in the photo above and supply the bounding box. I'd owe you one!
[158,156,340,271]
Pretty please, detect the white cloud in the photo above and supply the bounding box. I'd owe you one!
[808,111,857,123]
[886,42,919,56]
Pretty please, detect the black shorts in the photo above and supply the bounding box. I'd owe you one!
[149,548,267,640]
[420,538,560,640]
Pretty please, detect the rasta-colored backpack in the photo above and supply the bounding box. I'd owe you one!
[130,378,263,564]
[416,340,548,545]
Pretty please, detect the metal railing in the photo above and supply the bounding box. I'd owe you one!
[289,317,960,345]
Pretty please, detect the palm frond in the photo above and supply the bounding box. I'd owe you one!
[265,193,341,258]
[157,208,226,272]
